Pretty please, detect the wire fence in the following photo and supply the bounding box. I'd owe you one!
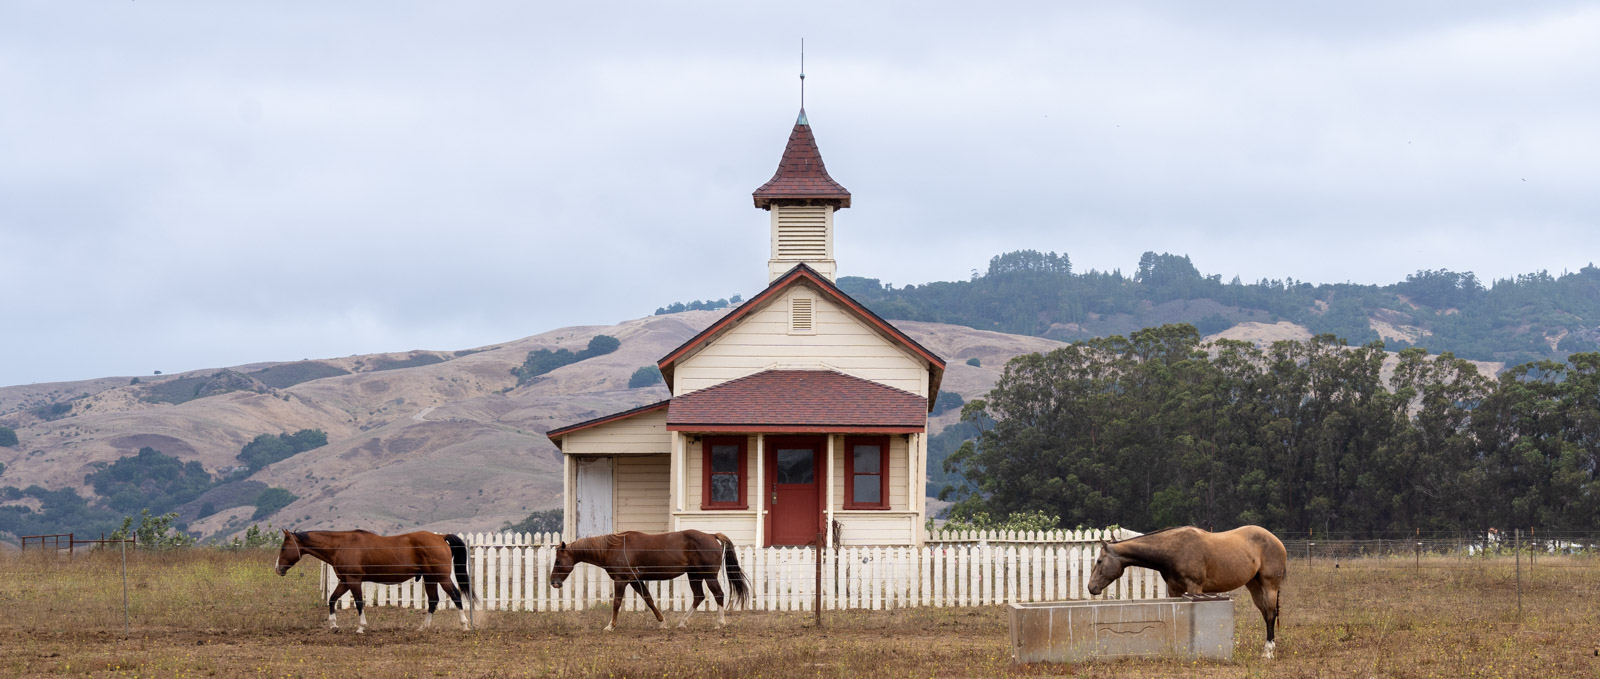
[1281,529,1600,565]
[5,532,1597,635]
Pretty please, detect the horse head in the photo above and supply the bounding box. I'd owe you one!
[275,530,302,576]
[1086,540,1126,596]
[549,541,575,589]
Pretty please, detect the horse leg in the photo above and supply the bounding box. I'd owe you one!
[326,582,349,630]
[678,578,706,628]
[419,581,439,630]
[705,578,728,629]
[439,580,470,630]
[1246,577,1279,659]
[346,579,369,634]
[629,581,667,629]
[605,581,628,632]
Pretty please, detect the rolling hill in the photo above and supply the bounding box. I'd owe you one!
[0,312,1063,542]
[12,245,1569,543]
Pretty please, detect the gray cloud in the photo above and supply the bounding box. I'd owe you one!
[2,1,1596,385]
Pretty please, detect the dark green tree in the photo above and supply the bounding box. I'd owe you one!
[628,365,663,388]
[252,487,298,520]
[511,335,621,385]
[237,429,328,471]
[504,508,563,534]
[931,390,965,416]
[86,447,215,515]
[941,325,1600,537]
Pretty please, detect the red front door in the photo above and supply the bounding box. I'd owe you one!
[765,436,824,546]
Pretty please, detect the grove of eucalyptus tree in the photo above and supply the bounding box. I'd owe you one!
[943,324,1600,536]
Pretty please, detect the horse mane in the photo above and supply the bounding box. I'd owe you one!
[292,529,380,544]
[1111,525,1193,543]
[565,534,619,554]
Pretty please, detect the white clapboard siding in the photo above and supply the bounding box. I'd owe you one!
[561,408,671,455]
[671,286,929,397]
[326,529,1166,611]
[613,455,671,533]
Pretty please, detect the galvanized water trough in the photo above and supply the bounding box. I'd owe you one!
[1008,594,1234,663]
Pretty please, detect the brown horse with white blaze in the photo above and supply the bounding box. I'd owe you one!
[550,529,749,631]
[1088,525,1287,659]
[275,529,477,633]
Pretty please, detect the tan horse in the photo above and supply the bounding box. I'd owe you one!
[275,529,477,633]
[550,530,749,631]
[1087,525,1287,659]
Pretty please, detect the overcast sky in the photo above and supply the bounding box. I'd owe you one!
[3,2,1596,386]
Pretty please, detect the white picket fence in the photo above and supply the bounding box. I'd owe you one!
[924,527,1144,544]
[324,528,1167,611]
[362,528,1144,547]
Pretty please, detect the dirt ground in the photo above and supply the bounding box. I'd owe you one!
[3,550,1598,678]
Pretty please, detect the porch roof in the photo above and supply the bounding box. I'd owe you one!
[665,369,927,434]
[545,399,670,440]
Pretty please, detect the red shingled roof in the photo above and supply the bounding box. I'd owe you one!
[666,369,926,433]
[752,109,851,209]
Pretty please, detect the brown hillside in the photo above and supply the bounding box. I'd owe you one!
[1,311,1057,540]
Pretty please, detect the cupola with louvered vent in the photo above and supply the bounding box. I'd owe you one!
[754,108,850,283]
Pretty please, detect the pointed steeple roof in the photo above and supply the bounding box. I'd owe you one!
[752,109,851,209]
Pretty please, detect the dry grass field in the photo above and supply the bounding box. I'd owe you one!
[2,550,1598,678]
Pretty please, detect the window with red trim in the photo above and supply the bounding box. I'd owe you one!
[701,436,747,509]
[844,436,890,510]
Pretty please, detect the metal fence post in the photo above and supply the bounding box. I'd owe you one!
[120,538,130,637]
[1515,528,1522,624]
[814,532,824,627]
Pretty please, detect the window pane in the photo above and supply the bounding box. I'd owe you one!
[711,445,739,473]
[852,445,881,474]
[853,474,880,504]
[776,448,814,484]
[711,473,740,503]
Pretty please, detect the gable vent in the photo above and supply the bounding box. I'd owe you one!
[776,206,829,260]
[790,297,814,333]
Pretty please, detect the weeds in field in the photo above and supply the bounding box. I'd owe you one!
[2,551,1598,677]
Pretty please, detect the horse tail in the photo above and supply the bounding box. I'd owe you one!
[715,533,749,609]
[444,533,476,604]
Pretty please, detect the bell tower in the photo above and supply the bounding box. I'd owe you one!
[752,109,851,283]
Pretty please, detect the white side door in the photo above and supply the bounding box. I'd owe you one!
[574,457,614,538]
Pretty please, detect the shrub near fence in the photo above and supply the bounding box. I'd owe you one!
[324,528,1168,612]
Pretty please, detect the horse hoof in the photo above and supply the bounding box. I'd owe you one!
[355,628,365,635]
[603,625,614,632]
[676,623,687,629]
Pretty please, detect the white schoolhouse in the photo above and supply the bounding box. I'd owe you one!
[547,109,946,547]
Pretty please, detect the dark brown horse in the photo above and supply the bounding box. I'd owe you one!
[1087,525,1287,659]
[550,529,749,631]
[275,529,477,633]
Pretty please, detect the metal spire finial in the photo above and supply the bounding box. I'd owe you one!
[799,38,806,109]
